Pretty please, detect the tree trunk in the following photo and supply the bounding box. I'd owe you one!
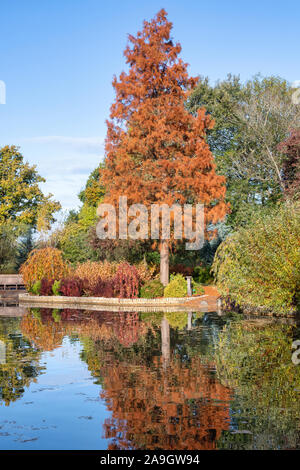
[160,239,169,286]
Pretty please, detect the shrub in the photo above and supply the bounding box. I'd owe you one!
[20,247,69,290]
[193,265,213,284]
[212,203,300,314]
[164,274,187,298]
[40,278,54,296]
[52,280,61,296]
[74,260,118,287]
[74,260,155,287]
[114,262,140,298]
[86,278,115,298]
[59,277,84,297]
[31,280,41,295]
[145,251,160,266]
[135,260,156,284]
[140,279,164,298]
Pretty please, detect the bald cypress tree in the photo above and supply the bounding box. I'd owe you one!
[102,9,227,284]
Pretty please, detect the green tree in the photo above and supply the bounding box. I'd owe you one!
[54,164,106,264]
[0,145,61,228]
[15,226,35,270]
[187,74,244,156]
[57,222,97,264]
[187,75,300,227]
[0,223,17,273]
[78,163,105,207]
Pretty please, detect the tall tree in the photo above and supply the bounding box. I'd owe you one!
[101,9,227,285]
[187,75,300,227]
[0,145,61,228]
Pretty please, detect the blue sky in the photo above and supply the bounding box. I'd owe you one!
[1,0,299,214]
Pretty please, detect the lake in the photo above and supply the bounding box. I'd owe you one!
[0,307,299,450]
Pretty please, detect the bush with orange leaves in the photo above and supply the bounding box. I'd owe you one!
[74,261,117,288]
[74,260,155,288]
[135,260,156,284]
[20,247,70,291]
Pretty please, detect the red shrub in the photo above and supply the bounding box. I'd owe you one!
[114,262,140,299]
[91,278,115,298]
[60,277,84,297]
[40,278,54,296]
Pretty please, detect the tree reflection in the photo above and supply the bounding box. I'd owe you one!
[79,313,231,450]
[214,319,300,449]
[0,317,44,406]
[21,309,148,351]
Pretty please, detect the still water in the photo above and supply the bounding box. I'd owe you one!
[0,308,299,450]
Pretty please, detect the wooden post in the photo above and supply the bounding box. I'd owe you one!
[186,276,192,297]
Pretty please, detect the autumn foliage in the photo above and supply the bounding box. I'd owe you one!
[40,277,55,296]
[74,260,154,287]
[59,277,85,297]
[101,9,228,283]
[114,262,140,299]
[20,247,69,290]
[26,261,142,299]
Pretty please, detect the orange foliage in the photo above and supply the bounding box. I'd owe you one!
[135,260,156,283]
[20,247,70,290]
[74,261,117,287]
[102,9,228,233]
[100,355,231,450]
[74,260,155,287]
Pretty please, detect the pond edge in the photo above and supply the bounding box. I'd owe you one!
[18,292,210,307]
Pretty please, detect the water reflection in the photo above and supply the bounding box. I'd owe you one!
[0,308,299,450]
[0,317,45,406]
